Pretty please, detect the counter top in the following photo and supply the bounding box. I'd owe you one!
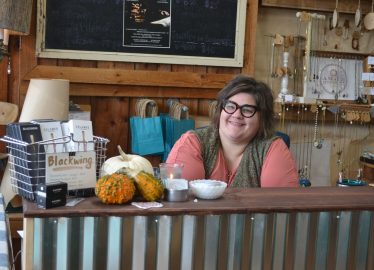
[23,187,374,218]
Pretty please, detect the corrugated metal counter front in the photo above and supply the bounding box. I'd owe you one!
[0,194,10,270]
[22,187,374,270]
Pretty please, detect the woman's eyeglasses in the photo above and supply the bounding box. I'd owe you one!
[222,100,259,118]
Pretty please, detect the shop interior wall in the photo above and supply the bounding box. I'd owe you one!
[1,0,374,185]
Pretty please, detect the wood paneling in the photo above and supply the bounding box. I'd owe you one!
[91,97,130,156]
[24,66,236,89]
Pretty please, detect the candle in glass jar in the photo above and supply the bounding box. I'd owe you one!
[159,163,184,186]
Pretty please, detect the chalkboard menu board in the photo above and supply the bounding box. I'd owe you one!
[36,0,247,67]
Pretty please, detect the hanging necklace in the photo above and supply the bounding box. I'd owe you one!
[335,106,344,176]
[301,105,311,180]
[227,170,232,181]
[298,104,306,177]
[320,105,326,145]
[285,104,293,138]
[306,106,314,180]
[340,110,348,177]
[295,104,302,174]
[280,102,286,132]
[313,104,323,149]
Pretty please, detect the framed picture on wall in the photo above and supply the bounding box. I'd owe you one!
[36,0,247,67]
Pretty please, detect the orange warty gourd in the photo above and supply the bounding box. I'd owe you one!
[95,173,136,204]
[134,171,164,201]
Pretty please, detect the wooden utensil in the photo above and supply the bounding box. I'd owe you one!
[355,0,361,27]
[364,0,374,30]
[332,0,339,28]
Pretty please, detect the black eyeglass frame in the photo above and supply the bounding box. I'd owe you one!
[222,100,259,118]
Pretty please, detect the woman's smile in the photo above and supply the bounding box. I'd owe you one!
[228,118,245,127]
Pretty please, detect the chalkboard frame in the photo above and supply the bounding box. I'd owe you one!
[36,0,247,67]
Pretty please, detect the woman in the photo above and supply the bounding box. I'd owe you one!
[166,75,299,187]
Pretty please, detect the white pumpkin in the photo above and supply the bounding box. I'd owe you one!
[100,145,154,177]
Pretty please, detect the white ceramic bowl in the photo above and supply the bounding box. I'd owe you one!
[189,180,227,200]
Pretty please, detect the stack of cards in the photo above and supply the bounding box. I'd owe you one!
[6,122,45,199]
[61,120,94,152]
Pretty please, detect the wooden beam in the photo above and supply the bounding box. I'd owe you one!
[74,84,219,98]
[20,83,220,98]
[24,65,236,88]
[261,0,373,14]
[242,0,259,75]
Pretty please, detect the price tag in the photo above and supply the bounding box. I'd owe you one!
[367,56,374,65]
[284,95,294,102]
[362,73,374,81]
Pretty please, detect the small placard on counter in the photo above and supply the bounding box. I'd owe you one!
[37,195,66,209]
[131,202,163,209]
[37,181,67,197]
[37,181,67,209]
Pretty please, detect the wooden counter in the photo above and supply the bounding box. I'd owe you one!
[23,187,374,217]
[362,161,374,183]
[22,187,374,270]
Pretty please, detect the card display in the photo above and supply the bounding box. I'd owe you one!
[4,119,103,201]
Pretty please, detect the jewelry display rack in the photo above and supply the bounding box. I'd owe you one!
[270,9,374,185]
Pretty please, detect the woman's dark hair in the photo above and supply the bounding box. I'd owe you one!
[212,75,275,139]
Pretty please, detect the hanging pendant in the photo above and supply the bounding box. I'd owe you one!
[299,165,311,187]
[7,57,11,75]
[352,37,359,50]
[312,104,323,149]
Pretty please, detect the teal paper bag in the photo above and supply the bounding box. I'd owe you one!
[161,113,195,160]
[130,116,165,155]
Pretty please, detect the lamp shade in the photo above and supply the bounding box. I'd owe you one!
[20,79,70,122]
[0,0,33,35]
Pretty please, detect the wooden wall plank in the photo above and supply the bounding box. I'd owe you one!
[158,64,172,72]
[91,97,130,156]
[0,54,9,154]
[242,0,259,75]
[135,63,159,70]
[19,84,220,99]
[261,0,373,14]
[58,59,97,68]
[113,62,135,70]
[24,66,236,89]
[0,56,8,102]
[38,58,58,66]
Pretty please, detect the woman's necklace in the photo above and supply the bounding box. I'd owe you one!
[224,152,243,182]
[226,170,232,181]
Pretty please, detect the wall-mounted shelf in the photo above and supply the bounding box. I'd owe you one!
[309,50,369,60]
[261,0,373,15]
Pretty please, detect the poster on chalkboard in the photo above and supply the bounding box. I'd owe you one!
[123,0,171,48]
[36,0,247,67]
